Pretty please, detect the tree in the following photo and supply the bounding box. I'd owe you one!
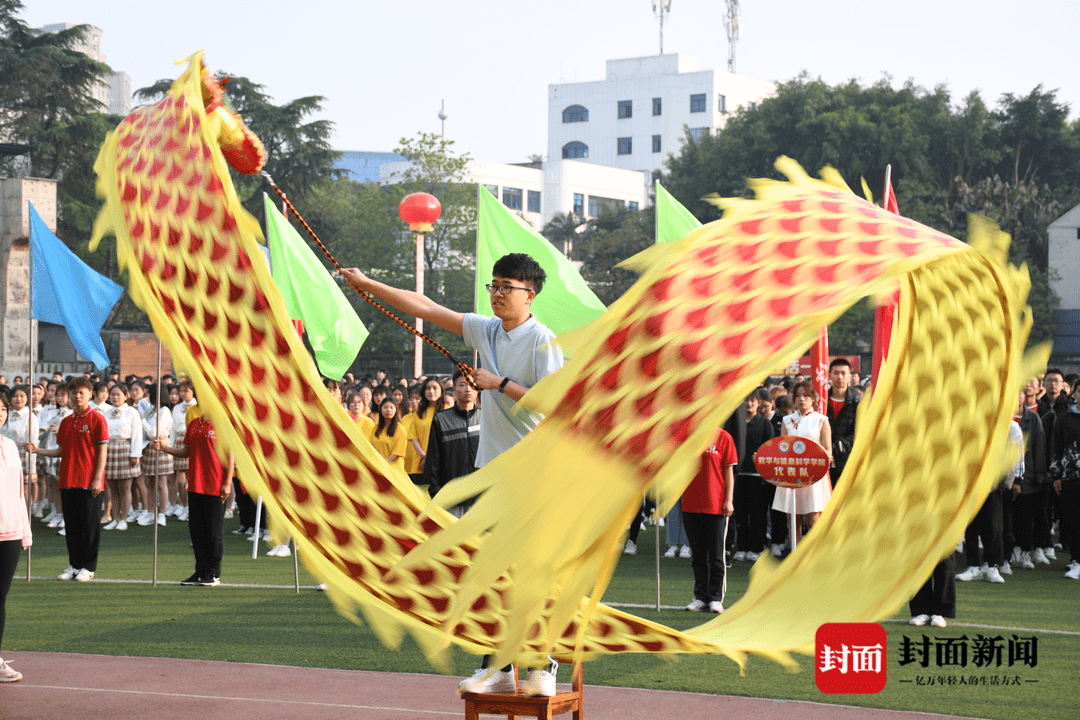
[541,211,587,258]
[576,206,654,306]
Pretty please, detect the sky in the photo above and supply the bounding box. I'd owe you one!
[18,0,1080,167]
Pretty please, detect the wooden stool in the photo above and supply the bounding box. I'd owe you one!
[463,662,583,720]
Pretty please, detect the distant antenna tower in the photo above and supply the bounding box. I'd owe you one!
[653,0,672,55]
[724,0,740,72]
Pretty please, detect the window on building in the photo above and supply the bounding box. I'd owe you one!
[527,190,541,213]
[689,127,709,141]
[652,97,662,115]
[617,137,632,155]
[747,101,757,110]
[629,201,639,211]
[562,105,589,123]
[690,93,706,112]
[485,184,499,196]
[652,135,661,153]
[573,193,584,215]
[562,141,589,159]
[718,94,727,112]
[503,187,522,211]
[618,100,632,119]
[588,195,624,217]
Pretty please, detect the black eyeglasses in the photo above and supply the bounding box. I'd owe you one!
[485,283,532,296]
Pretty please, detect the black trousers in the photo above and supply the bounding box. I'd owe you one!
[766,483,787,546]
[188,492,226,579]
[734,474,769,553]
[0,540,20,652]
[1000,489,1015,561]
[682,511,728,603]
[60,488,101,572]
[909,555,955,619]
[1061,483,1080,561]
[964,489,1003,568]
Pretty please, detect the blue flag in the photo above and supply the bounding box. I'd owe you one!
[30,203,123,370]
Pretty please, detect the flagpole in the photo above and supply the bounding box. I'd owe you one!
[293,539,300,593]
[26,206,34,582]
[253,496,263,559]
[152,339,161,586]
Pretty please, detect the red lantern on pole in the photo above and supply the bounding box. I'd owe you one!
[398,192,442,232]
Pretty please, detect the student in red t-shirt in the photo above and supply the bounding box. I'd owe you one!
[28,377,108,582]
[681,427,738,614]
[157,399,234,587]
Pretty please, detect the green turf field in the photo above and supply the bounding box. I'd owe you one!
[6,514,1079,719]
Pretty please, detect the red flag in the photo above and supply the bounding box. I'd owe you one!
[810,326,830,414]
[872,168,900,387]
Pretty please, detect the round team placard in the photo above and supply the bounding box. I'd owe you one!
[754,436,830,488]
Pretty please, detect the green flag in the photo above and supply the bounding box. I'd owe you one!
[264,195,368,380]
[655,180,701,244]
[475,185,606,336]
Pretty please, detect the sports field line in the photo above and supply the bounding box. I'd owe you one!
[24,576,1080,637]
[14,684,460,716]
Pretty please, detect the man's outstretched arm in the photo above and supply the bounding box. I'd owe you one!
[340,267,465,337]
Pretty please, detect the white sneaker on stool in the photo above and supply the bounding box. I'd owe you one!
[459,667,517,694]
[523,667,557,697]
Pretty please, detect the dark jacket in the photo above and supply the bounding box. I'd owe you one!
[1038,392,1071,456]
[1049,406,1080,485]
[740,414,775,474]
[825,388,859,473]
[422,405,480,497]
[1015,407,1047,494]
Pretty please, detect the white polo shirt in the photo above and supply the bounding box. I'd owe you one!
[462,313,563,468]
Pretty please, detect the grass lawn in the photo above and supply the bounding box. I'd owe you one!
[6,515,1079,719]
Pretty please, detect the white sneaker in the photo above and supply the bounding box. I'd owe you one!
[1032,547,1050,565]
[223,508,234,519]
[623,540,637,555]
[136,510,154,526]
[177,507,189,521]
[42,511,58,524]
[1065,563,1080,580]
[771,543,784,558]
[523,667,557,697]
[955,566,983,582]
[157,513,167,527]
[909,614,930,626]
[678,545,692,559]
[708,600,724,613]
[267,544,291,557]
[126,509,138,522]
[1018,551,1035,569]
[955,539,964,554]
[745,551,759,562]
[46,514,62,528]
[165,504,177,517]
[0,658,22,682]
[685,599,706,611]
[103,520,117,530]
[33,504,44,519]
[75,568,94,582]
[733,551,747,562]
[57,528,65,536]
[1044,547,1057,560]
[663,545,678,558]
[115,520,128,531]
[57,566,77,581]
[1011,546,1022,564]
[985,566,1005,584]
[930,615,948,628]
[999,561,1012,575]
[459,668,517,694]
[56,517,64,529]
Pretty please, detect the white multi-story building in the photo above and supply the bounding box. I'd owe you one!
[548,54,775,180]
[39,23,132,116]
[379,159,646,229]
[1048,205,1080,365]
